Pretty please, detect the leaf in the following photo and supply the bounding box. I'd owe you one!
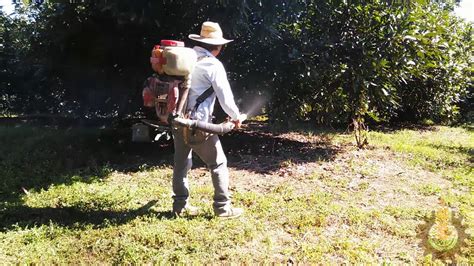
[367,111,381,122]
[403,35,417,41]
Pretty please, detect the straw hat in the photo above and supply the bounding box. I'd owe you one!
[188,21,233,45]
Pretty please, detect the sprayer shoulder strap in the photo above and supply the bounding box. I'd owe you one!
[193,86,214,110]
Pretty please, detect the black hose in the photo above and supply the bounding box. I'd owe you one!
[172,117,235,135]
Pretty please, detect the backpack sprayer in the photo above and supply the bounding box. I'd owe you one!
[143,40,246,138]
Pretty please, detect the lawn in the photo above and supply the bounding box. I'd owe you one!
[0,123,472,264]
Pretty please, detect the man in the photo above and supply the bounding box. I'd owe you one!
[171,21,245,218]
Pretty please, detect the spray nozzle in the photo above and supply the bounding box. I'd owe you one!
[228,113,247,130]
[238,113,248,122]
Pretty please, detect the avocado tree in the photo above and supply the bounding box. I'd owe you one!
[1,0,472,134]
[268,0,472,146]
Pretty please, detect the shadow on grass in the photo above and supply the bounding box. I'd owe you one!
[426,143,474,161]
[0,200,215,231]
[370,123,440,133]
[221,122,340,174]
[1,121,340,198]
[0,121,339,231]
[0,124,174,200]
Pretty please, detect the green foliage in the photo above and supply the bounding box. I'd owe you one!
[0,0,267,117]
[273,2,401,124]
[398,4,473,123]
[270,1,472,125]
[0,0,472,125]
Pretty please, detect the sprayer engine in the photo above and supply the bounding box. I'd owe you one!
[143,40,197,124]
[142,76,181,124]
[135,40,197,142]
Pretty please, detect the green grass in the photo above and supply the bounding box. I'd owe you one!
[0,125,472,263]
[368,127,473,184]
[367,127,473,219]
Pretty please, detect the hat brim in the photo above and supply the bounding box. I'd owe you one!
[188,34,233,45]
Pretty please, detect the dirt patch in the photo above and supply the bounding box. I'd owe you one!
[190,127,453,207]
[222,130,339,174]
[185,127,462,263]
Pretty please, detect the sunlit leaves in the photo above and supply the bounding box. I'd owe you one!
[269,1,472,125]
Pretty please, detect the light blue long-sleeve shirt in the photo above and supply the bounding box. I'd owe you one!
[187,46,241,122]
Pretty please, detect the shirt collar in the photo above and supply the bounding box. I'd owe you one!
[193,46,215,58]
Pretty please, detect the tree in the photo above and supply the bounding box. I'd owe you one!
[268,0,472,127]
[1,0,472,128]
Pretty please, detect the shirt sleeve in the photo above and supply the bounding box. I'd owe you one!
[211,61,241,120]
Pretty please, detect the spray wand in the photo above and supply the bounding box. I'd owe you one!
[172,114,247,135]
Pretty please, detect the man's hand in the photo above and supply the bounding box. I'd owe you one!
[232,114,247,130]
[232,119,242,129]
